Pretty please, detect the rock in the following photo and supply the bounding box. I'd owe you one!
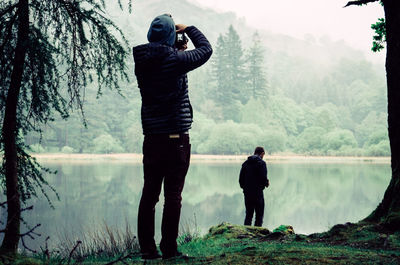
[295,234,309,242]
[266,231,285,240]
[207,222,271,240]
[328,222,355,237]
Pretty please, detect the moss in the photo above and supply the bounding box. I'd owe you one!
[206,222,271,240]
[8,223,400,264]
[0,254,42,265]
[273,225,295,234]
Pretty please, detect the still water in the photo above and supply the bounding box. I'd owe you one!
[15,160,390,250]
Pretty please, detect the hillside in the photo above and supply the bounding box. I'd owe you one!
[26,0,389,157]
[108,0,367,64]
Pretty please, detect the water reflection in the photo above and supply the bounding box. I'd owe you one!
[6,160,390,250]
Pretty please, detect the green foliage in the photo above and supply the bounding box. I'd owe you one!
[272,225,294,234]
[259,128,287,154]
[92,134,124,154]
[355,112,387,147]
[211,25,247,121]
[8,137,59,206]
[268,96,301,135]
[60,146,75,154]
[365,140,390,156]
[364,130,390,156]
[29,144,45,154]
[313,104,339,132]
[245,31,269,100]
[371,18,386,52]
[0,0,131,206]
[20,14,389,157]
[124,124,143,153]
[296,127,327,154]
[324,129,358,152]
[177,223,400,265]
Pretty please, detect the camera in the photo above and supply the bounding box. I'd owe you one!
[175,32,188,50]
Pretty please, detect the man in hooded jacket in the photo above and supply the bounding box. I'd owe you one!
[239,146,269,227]
[132,14,212,260]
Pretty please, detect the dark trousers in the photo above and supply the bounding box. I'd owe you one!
[244,193,264,227]
[138,133,191,256]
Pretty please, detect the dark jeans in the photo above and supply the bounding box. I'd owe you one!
[244,193,264,227]
[138,133,191,256]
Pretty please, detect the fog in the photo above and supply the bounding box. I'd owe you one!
[25,0,389,157]
[193,0,384,54]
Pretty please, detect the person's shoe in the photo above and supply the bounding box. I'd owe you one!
[162,251,189,260]
[141,251,162,260]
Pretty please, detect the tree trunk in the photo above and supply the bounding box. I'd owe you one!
[0,0,29,254]
[365,0,400,230]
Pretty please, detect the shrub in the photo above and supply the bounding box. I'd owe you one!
[92,134,125,154]
[30,144,45,153]
[61,146,75,154]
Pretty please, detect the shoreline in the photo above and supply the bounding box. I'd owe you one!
[32,153,391,164]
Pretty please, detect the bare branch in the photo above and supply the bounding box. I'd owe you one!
[67,240,82,265]
[17,223,41,253]
[40,236,51,261]
[21,205,34,213]
[21,236,37,253]
[344,0,379,7]
[19,223,41,238]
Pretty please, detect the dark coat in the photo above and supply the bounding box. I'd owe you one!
[132,26,212,135]
[239,155,269,197]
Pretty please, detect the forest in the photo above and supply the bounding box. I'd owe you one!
[1,0,400,262]
[25,25,389,156]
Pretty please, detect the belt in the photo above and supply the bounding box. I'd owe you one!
[169,131,189,138]
[145,131,189,139]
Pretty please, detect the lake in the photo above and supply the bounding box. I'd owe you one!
[5,158,391,251]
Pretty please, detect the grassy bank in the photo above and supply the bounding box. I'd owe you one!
[4,222,399,264]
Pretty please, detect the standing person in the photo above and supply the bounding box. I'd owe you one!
[132,14,212,260]
[239,147,269,227]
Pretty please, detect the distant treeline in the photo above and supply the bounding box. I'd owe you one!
[25,26,389,156]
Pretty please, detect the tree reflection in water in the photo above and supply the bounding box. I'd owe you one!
[12,161,389,251]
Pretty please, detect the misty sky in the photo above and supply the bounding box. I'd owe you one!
[193,0,384,54]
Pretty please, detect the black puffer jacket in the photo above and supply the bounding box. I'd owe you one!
[239,155,269,196]
[132,26,212,135]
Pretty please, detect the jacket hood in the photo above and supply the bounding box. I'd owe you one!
[147,14,176,47]
[247,155,263,164]
[132,43,173,65]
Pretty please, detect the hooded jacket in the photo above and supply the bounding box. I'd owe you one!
[239,155,269,196]
[132,20,212,135]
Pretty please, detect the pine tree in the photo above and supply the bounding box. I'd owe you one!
[0,0,131,253]
[211,25,246,121]
[246,31,269,101]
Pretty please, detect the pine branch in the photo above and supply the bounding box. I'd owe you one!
[0,11,18,53]
[344,0,379,7]
[0,3,18,18]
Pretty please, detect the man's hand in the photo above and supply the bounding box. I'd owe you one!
[179,43,188,51]
[176,24,187,33]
